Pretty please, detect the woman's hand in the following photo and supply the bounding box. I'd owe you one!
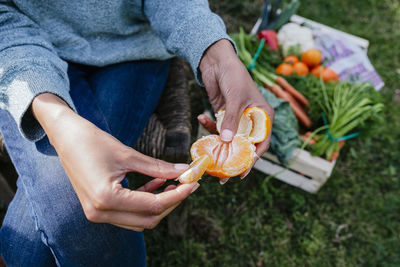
[32,93,199,231]
[199,39,275,178]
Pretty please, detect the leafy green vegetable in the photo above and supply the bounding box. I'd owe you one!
[312,81,383,159]
[257,0,301,33]
[231,31,282,70]
[231,28,282,87]
[232,29,384,161]
[286,75,384,159]
[271,0,301,30]
[258,85,301,164]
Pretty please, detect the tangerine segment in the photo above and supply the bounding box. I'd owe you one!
[244,107,271,143]
[178,155,211,184]
[191,135,255,178]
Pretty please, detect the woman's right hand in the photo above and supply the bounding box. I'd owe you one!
[32,93,199,232]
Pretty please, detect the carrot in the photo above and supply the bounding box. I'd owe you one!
[338,140,345,149]
[301,134,316,145]
[275,76,309,108]
[301,131,316,145]
[329,151,340,161]
[304,131,313,138]
[265,84,312,128]
[329,141,345,161]
[260,70,309,107]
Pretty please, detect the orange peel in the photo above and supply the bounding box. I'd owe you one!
[190,135,255,178]
[216,107,271,143]
[180,106,271,183]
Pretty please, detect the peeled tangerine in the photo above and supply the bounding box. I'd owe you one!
[179,107,271,184]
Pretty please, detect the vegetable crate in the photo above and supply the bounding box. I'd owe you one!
[254,149,335,193]
[250,16,369,193]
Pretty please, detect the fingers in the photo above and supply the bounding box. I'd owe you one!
[164,184,177,192]
[113,224,144,232]
[219,178,229,185]
[239,152,259,179]
[136,178,166,192]
[85,183,198,231]
[107,202,181,231]
[108,182,199,214]
[239,137,270,179]
[219,102,243,142]
[255,138,270,158]
[93,184,187,232]
[122,149,189,179]
[239,168,252,180]
[197,114,218,134]
[237,153,256,180]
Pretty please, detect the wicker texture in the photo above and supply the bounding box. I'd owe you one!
[134,114,166,159]
[136,57,191,163]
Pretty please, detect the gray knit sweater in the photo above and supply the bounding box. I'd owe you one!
[0,0,231,141]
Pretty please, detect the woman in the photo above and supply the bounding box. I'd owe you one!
[0,0,273,265]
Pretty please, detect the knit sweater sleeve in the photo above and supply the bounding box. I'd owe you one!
[0,0,75,142]
[143,0,236,85]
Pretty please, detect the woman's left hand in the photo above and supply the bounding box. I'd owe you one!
[199,39,275,179]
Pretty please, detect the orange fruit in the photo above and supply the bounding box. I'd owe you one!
[322,68,339,82]
[311,65,324,78]
[275,63,293,75]
[178,155,212,183]
[283,55,299,65]
[292,62,309,76]
[181,107,271,182]
[244,107,271,143]
[301,49,322,68]
[216,110,253,138]
[215,107,271,143]
[190,135,255,178]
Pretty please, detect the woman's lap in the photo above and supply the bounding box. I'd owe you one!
[0,60,170,266]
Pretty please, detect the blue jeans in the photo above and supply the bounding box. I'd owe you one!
[0,60,171,266]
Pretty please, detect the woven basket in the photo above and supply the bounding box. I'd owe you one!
[135,57,191,162]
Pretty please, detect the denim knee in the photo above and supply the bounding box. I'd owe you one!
[0,185,56,266]
[17,158,146,266]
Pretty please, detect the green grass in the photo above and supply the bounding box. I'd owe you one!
[144,0,400,266]
[1,0,398,265]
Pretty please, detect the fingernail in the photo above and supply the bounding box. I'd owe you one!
[197,114,205,122]
[221,129,233,142]
[155,178,167,183]
[174,163,189,171]
[219,178,229,185]
[240,170,250,180]
[190,182,200,193]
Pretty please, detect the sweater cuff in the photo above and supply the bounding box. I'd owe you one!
[6,69,76,142]
[165,13,237,86]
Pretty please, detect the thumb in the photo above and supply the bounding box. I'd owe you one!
[122,148,189,179]
[220,102,243,143]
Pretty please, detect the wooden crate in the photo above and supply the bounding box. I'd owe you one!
[254,150,335,193]
[197,17,369,193]
[246,16,369,193]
